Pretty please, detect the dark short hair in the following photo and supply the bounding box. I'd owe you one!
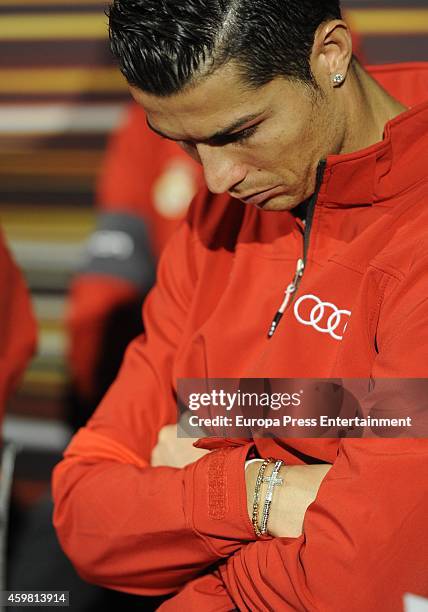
[108,0,342,96]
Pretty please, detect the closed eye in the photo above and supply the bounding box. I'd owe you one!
[156,123,259,148]
[210,124,258,146]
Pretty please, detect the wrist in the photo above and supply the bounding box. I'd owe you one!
[263,464,287,537]
[245,459,286,537]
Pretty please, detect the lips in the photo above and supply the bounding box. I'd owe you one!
[238,186,284,207]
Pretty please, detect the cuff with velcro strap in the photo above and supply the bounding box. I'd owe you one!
[184,443,265,558]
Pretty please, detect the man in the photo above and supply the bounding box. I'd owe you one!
[67,22,362,418]
[53,1,428,610]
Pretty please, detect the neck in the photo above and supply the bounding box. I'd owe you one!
[339,60,408,155]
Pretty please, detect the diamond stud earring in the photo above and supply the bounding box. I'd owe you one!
[333,73,344,85]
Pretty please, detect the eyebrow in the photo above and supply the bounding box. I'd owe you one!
[146,112,261,144]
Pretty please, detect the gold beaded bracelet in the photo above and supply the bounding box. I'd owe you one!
[251,458,273,537]
[251,458,285,537]
[260,459,284,535]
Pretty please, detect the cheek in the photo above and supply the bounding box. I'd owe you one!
[254,116,319,175]
[234,103,329,184]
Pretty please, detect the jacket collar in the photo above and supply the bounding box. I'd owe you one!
[319,100,428,207]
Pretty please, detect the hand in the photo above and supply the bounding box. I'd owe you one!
[151,424,210,468]
[246,461,332,538]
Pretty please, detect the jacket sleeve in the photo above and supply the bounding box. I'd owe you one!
[158,569,236,611]
[215,438,428,612]
[157,440,427,612]
[52,208,258,596]
[162,253,428,612]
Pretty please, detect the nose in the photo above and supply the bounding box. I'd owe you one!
[196,143,247,194]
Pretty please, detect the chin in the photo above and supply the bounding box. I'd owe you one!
[260,193,300,212]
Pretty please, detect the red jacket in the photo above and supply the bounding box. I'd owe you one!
[0,229,36,420]
[53,63,428,611]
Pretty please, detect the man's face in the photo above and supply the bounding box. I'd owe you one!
[131,62,344,211]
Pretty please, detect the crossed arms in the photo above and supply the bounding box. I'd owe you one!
[53,218,428,611]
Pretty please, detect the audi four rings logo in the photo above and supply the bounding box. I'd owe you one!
[294,295,351,341]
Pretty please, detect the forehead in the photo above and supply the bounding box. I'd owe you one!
[130,63,285,140]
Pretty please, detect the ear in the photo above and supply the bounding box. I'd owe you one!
[311,20,353,86]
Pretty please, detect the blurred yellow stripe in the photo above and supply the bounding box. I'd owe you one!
[0,207,95,240]
[39,320,65,333]
[2,227,93,242]
[347,9,428,34]
[0,68,126,94]
[0,207,95,224]
[22,368,68,390]
[2,9,428,40]
[0,13,107,39]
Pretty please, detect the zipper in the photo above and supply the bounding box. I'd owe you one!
[267,258,304,337]
[267,160,327,339]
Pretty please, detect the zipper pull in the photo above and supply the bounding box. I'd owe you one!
[291,258,305,286]
[267,259,305,339]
